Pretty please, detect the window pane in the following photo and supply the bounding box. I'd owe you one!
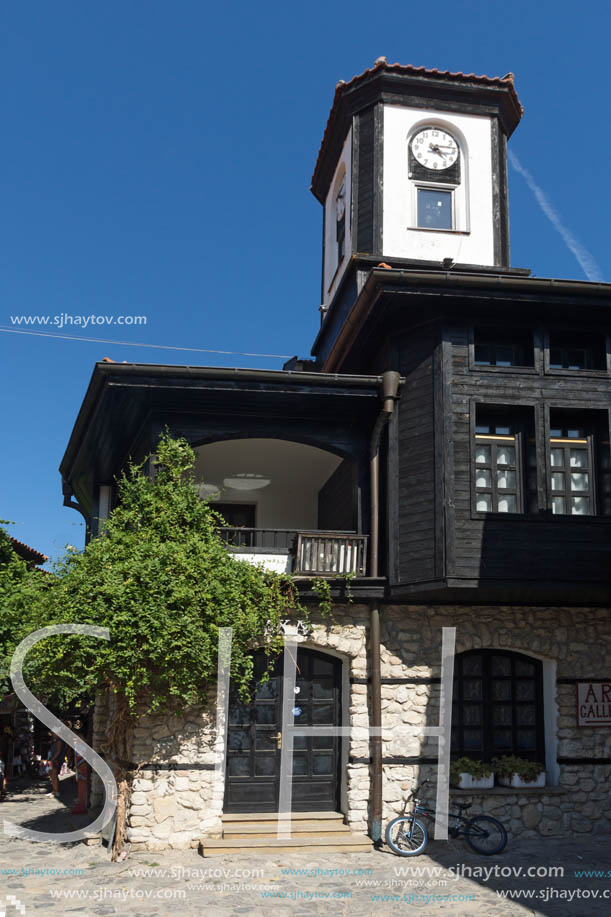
[550,448,564,467]
[255,756,275,776]
[493,681,512,700]
[292,755,308,776]
[516,681,535,700]
[474,344,491,365]
[570,472,589,492]
[497,469,516,489]
[476,494,492,512]
[571,496,590,515]
[515,659,535,676]
[551,472,565,492]
[227,757,249,777]
[496,346,513,367]
[516,729,536,750]
[312,753,333,776]
[418,189,452,229]
[464,729,482,750]
[475,445,491,464]
[463,704,482,725]
[475,469,492,488]
[549,348,562,368]
[516,705,536,726]
[495,425,511,436]
[463,679,482,700]
[493,729,513,749]
[552,496,566,514]
[570,449,588,468]
[492,705,512,725]
[496,445,516,466]
[567,428,582,439]
[498,494,517,513]
[492,656,511,676]
[462,656,482,676]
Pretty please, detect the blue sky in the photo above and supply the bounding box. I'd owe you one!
[1,1,609,563]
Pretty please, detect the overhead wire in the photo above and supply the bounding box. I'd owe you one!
[0,325,293,360]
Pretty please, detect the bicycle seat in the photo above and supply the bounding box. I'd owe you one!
[455,802,472,811]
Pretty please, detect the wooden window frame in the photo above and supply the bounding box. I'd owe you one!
[548,436,594,516]
[470,326,536,372]
[452,650,545,764]
[544,330,608,377]
[473,432,522,514]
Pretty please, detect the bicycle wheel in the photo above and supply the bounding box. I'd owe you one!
[386,816,428,856]
[465,815,507,855]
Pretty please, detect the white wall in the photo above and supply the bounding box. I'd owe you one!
[194,439,341,531]
[323,126,352,308]
[383,105,494,266]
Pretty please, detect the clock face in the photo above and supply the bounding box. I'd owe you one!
[411,128,459,171]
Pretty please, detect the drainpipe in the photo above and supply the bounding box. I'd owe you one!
[369,371,400,845]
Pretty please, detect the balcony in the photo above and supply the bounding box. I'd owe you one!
[218,527,368,576]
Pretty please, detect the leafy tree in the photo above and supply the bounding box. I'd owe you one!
[0,434,305,854]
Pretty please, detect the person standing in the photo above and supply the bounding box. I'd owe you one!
[46,731,62,797]
[71,730,88,815]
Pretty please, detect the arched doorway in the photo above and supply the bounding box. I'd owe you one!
[224,648,342,813]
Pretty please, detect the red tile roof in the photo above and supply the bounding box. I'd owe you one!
[9,536,48,566]
[312,58,523,190]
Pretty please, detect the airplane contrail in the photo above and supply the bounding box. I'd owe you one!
[508,150,604,283]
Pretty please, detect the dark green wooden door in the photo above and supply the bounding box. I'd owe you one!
[224,648,341,813]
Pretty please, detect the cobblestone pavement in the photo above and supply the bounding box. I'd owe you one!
[1,778,610,916]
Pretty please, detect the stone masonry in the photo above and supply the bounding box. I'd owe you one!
[89,604,611,849]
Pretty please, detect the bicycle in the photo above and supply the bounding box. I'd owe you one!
[385,780,507,856]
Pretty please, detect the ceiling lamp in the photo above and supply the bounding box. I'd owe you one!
[223,473,271,491]
[196,483,221,498]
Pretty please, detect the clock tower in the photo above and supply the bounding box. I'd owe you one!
[311,58,523,318]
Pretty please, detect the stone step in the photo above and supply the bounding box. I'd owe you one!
[199,834,373,857]
[223,820,350,836]
[221,810,344,822]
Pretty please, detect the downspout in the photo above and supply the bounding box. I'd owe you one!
[369,370,400,845]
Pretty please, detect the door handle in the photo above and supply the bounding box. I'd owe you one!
[273,732,282,750]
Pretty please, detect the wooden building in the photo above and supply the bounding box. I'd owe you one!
[61,60,611,850]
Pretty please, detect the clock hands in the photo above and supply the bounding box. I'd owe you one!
[429,143,447,159]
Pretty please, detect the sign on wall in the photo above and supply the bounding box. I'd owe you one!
[577,682,611,726]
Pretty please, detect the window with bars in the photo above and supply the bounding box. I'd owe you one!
[548,414,611,516]
[473,412,537,514]
[452,650,544,763]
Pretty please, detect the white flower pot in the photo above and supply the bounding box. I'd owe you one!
[498,772,545,788]
[454,772,494,790]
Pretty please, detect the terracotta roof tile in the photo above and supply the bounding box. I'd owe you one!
[9,536,48,565]
[312,58,523,190]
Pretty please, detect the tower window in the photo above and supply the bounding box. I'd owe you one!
[417,188,452,230]
[335,178,346,262]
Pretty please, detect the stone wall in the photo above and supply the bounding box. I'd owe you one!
[90,603,611,848]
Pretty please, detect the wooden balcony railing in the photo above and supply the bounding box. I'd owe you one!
[294,532,368,576]
[217,528,368,576]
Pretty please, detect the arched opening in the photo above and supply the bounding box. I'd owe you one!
[193,439,367,575]
[452,649,545,764]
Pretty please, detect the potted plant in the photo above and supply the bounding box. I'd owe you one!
[449,757,494,789]
[492,755,546,788]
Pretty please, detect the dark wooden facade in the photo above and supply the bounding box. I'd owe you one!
[311,266,611,604]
